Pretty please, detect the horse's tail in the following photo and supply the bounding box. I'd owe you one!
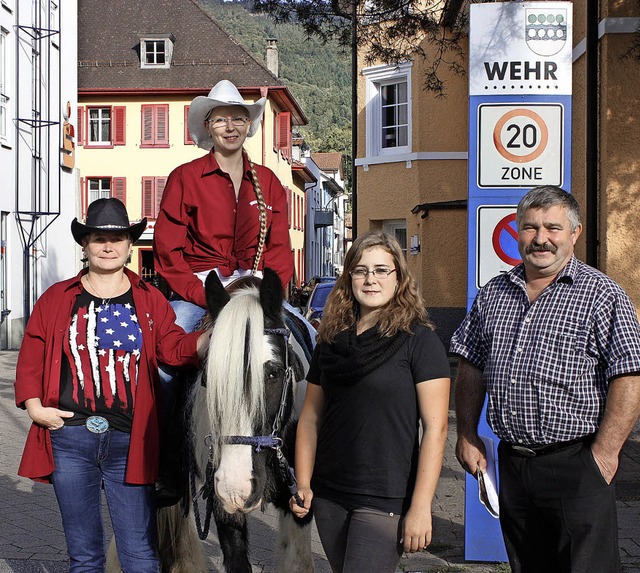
[157,503,207,573]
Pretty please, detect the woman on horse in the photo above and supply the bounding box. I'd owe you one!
[153,79,294,337]
[290,231,451,573]
[14,198,209,572]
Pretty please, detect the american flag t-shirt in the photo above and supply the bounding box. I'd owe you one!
[60,289,142,431]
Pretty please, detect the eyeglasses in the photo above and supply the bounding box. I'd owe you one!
[349,268,397,279]
[207,116,250,129]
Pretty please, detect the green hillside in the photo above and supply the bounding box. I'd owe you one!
[196,0,352,158]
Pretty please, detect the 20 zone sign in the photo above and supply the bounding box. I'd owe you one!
[478,103,563,188]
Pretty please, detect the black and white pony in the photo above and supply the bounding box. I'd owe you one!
[108,269,315,573]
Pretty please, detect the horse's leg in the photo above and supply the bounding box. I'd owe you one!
[156,504,207,573]
[215,513,252,573]
[277,511,315,573]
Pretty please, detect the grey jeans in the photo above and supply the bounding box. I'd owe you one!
[313,497,403,573]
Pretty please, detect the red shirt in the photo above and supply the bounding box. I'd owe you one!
[154,152,294,307]
[14,268,201,485]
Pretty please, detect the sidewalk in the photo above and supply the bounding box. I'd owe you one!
[1,349,638,573]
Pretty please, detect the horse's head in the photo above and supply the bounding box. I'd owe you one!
[198,269,302,515]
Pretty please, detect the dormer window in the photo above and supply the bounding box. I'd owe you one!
[140,34,175,69]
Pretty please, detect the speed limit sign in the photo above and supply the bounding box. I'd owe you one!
[478,103,564,188]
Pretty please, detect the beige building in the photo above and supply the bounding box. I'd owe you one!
[354,1,640,343]
[77,0,307,290]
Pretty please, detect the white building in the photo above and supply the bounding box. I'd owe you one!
[304,152,347,280]
[0,0,78,349]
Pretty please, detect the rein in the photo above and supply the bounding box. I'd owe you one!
[191,326,302,540]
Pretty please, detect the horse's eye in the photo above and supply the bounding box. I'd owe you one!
[265,363,283,381]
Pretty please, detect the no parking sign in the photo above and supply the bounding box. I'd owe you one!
[477,206,521,288]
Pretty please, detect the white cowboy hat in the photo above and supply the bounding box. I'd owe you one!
[188,80,266,150]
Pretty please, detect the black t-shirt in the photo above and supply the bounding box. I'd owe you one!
[59,288,142,432]
[307,324,450,514]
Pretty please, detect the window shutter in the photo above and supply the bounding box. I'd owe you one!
[156,105,169,145]
[277,112,289,149]
[285,186,292,227]
[184,105,194,145]
[155,177,167,218]
[80,177,87,216]
[141,106,154,145]
[77,106,84,146]
[278,112,291,161]
[113,106,126,145]
[112,177,126,203]
[142,177,154,218]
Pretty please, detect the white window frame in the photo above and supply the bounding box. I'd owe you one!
[363,61,412,158]
[383,219,408,258]
[88,178,111,204]
[140,36,174,69]
[87,107,111,145]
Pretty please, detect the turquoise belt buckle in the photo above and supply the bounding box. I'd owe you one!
[85,416,110,434]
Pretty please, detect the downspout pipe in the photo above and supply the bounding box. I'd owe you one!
[585,0,598,267]
[351,0,358,238]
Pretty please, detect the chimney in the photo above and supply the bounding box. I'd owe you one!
[266,38,279,77]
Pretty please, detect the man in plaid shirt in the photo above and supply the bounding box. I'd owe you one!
[451,186,640,573]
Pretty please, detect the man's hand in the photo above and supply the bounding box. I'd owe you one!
[590,442,618,485]
[455,433,487,477]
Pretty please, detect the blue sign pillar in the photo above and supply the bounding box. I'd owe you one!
[465,2,573,561]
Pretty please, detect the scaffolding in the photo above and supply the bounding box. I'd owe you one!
[14,0,61,321]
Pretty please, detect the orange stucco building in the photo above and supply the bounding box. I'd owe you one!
[354,0,640,343]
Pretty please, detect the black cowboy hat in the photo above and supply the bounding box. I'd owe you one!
[71,198,147,245]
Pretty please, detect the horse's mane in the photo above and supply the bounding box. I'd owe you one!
[205,285,275,446]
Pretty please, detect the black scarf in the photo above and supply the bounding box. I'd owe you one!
[317,325,410,384]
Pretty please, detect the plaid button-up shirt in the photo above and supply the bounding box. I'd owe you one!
[450,256,640,445]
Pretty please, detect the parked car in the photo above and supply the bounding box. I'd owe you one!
[304,281,336,328]
[298,276,335,308]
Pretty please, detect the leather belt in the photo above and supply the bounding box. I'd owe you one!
[504,435,593,458]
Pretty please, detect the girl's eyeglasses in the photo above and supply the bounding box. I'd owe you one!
[349,268,396,279]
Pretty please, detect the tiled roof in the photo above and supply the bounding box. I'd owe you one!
[310,152,343,174]
[78,0,281,91]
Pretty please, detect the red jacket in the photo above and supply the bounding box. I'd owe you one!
[154,152,294,307]
[14,268,201,485]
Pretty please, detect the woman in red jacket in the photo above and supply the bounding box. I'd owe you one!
[15,198,208,573]
[153,79,296,417]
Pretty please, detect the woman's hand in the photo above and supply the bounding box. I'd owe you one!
[24,398,73,431]
[197,329,213,361]
[400,505,433,553]
[289,486,313,518]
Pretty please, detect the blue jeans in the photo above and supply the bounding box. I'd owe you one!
[50,425,159,573]
[158,299,206,415]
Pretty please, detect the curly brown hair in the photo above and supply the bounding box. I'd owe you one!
[317,231,433,343]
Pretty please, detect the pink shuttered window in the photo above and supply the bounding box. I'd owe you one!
[141,105,169,147]
[285,186,292,228]
[77,106,85,146]
[184,105,195,145]
[141,176,167,219]
[113,107,126,145]
[276,111,291,161]
[112,177,126,203]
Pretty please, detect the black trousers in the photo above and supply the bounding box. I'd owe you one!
[498,440,620,573]
[313,497,403,573]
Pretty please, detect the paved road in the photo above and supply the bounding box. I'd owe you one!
[1,349,638,572]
